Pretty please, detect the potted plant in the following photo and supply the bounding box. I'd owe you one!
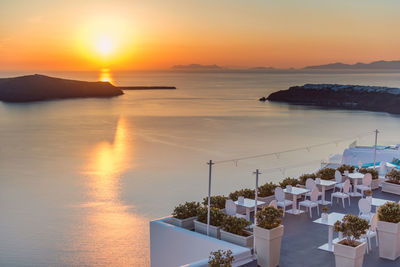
[298,173,317,186]
[337,164,355,174]
[359,168,379,189]
[208,249,234,267]
[228,188,255,201]
[203,195,228,210]
[220,215,252,248]
[377,201,400,260]
[382,169,400,195]
[321,205,329,222]
[170,201,200,230]
[316,168,336,180]
[333,214,369,267]
[254,206,284,267]
[194,206,226,239]
[258,182,278,203]
[364,189,372,204]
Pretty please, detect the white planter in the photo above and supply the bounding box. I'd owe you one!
[258,195,275,205]
[254,225,284,267]
[334,240,366,267]
[220,229,253,248]
[371,179,379,190]
[169,216,197,230]
[381,181,400,195]
[377,220,400,260]
[194,220,221,239]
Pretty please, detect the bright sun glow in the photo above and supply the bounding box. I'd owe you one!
[96,36,113,56]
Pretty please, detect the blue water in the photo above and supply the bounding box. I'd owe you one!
[1,71,400,266]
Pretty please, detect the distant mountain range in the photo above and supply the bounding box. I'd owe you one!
[304,60,400,70]
[171,60,400,71]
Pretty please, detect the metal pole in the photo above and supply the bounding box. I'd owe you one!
[253,169,260,254]
[207,160,214,236]
[373,129,378,168]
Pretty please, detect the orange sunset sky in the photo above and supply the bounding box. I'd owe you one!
[1,0,400,71]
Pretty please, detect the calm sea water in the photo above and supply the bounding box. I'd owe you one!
[1,71,400,266]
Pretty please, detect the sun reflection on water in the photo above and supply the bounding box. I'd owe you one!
[69,117,149,266]
[99,68,113,84]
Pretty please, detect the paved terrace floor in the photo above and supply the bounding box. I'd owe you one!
[243,188,400,267]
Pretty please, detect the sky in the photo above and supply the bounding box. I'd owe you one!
[1,0,400,70]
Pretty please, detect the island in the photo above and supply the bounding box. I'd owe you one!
[119,86,176,90]
[263,84,400,114]
[0,74,123,102]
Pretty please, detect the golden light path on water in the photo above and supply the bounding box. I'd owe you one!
[68,117,149,266]
[99,68,113,84]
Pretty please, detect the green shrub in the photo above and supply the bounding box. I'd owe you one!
[337,164,355,174]
[279,177,299,188]
[228,188,255,201]
[256,206,283,230]
[316,168,336,180]
[258,182,278,197]
[222,216,251,236]
[203,195,228,209]
[298,173,317,185]
[172,201,200,219]
[334,214,369,247]
[386,169,400,185]
[197,206,226,226]
[377,201,400,223]
[208,249,234,267]
[359,168,379,180]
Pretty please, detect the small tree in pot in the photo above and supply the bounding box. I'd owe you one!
[337,164,355,174]
[377,201,400,260]
[220,216,253,248]
[382,169,400,195]
[203,195,228,210]
[228,188,255,201]
[333,214,369,267]
[208,249,234,267]
[194,206,226,239]
[254,206,284,267]
[258,182,278,203]
[170,201,200,230]
[316,168,336,180]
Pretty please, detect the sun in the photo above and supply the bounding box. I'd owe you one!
[96,36,113,56]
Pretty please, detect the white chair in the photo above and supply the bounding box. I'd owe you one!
[334,170,344,192]
[299,187,320,218]
[225,199,247,219]
[304,178,322,200]
[358,198,372,221]
[331,179,351,208]
[269,200,277,209]
[364,214,379,254]
[356,173,372,196]
[275,187,292,217]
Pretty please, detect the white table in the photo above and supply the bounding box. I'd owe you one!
[283,187,310,215]
[371,197,391,207]
[347,173,364,197]
[316,180,337,205]
[313,212,345,252]
[235,198,266,220]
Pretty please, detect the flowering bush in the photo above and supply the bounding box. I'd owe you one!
[316,168,336,180]
[298,173,317,185]
[172,201,200,219]
[386,169,400,185]
[359,168,379,180]
[337,164,355,174]
[208,249,234,267]
[377,201,400,223]
[203,195,228,209]
[279,177,300,188]
[256,206,283,230]
[196,206,226,226]
[228,188,255,201]
[258,182,278,197]
[334,214,369,247]
[222,216,251,236]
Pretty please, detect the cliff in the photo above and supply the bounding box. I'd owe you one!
[0,74,123,102]
[265,84,400,114]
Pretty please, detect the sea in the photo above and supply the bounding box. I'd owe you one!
[1,70,400,266]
